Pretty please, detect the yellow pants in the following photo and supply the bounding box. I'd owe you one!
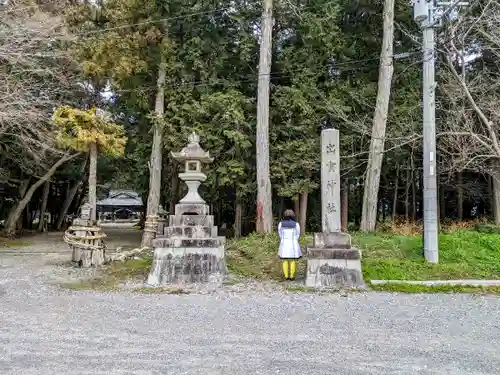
[282,260,297,280]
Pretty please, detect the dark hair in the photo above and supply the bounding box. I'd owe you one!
[283,209,295,220]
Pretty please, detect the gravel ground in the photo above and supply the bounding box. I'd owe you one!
[1,232,500,374]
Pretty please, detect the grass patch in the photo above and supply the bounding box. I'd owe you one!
[0,238,31,247]
[62,256,152,291]
[227,229,500,289]
[226,232,312,280]
[353,230,500,281]
[371,283,500,295]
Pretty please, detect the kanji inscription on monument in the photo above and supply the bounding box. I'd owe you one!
[321,128,341,232]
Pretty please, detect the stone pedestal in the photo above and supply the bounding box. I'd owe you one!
[305,232,364,288]
[147,202,226,286]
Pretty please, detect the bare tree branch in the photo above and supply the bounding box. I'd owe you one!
[0,2,84,175]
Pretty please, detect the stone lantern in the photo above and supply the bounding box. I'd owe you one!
[147,132,226,287]
[171,132,213,205]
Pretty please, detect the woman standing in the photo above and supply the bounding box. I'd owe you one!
[278,209,301,280]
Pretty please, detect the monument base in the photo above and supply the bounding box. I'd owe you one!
[147,203,226,286]
[147,247,226,285]
[305,233,364,288]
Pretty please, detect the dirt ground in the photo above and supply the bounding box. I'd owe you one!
[0,222,141,255]
[0,223,142,285]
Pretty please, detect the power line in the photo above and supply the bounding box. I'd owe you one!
[3,0,341,40]
[101,51,420,95]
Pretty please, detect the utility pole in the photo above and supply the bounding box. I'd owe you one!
[422,24,438,263]
[412,0,438,263]
[412,0,468,263]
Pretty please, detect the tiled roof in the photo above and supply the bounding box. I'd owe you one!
[97,190,143,207]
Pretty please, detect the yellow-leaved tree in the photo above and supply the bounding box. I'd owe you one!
[53,106,127,223]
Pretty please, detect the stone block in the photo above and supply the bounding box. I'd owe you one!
[305,256,364,288]
[152,237,225,248]
[313,232,351,249]
[174,203,210,215]
[169,214,214,227]
[305,245,364,288]
[164,225,212,239]
[147,247,226,285]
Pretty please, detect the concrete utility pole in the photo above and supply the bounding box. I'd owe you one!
[412,0,468,263]
[422,24,438,263]
[412,0,438,263]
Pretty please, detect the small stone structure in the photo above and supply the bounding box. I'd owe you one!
[64,202,107,267]
[305,128,364,288]
[147,132,226,286]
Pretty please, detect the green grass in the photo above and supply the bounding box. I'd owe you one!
[226,232,312,280]
[371,283,500,295]
[353,230,500,281]
[62,256,152,291]
[0,239,31,248]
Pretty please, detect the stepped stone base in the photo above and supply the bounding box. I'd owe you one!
[147,247,225,285]
[305,232,364,288]
[147,203,226,286]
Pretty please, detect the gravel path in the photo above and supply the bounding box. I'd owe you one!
[1,232,500,374]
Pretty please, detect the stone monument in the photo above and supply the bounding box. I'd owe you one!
[304,128,364,288]
[147,132,226,286]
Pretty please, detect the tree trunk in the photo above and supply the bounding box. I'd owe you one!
[75,183,87,214]
[457,171,464,221]
[493,177,500,225]
[169,166,179,214]
[341,179,349,232]
[299,192,307,232]
[234,200,242,238]
[255,0,274,233]
[21,202,30,231]
[404,167,410,220]
[278,197,284,217]
[56,182,82,230]
[392,164,399,221]
[55,158,88,230]
[411,153,417,220]
[439,181,446,221]
[5,179,30,234]
[491,162,500,224]
[4,153,80,236]
[360,0,395,232]
[37,181,50,232]
[294,197,300,220]
[141,59,166,248]
[88,142,98,223]
[412,173,417,220]
[488,175,494,217]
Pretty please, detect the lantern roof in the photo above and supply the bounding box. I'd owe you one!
[171,132,214,163]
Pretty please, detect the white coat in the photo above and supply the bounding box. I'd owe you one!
[278,220,302,259]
